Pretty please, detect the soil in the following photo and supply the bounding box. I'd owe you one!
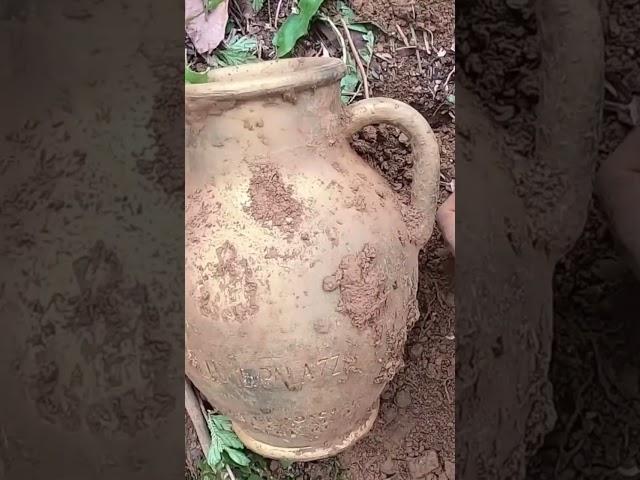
[456,0,640,478]
[185,0,455,478]
[527,1,640,477]
[247,163,304,237]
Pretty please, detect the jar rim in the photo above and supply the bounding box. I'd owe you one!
[185,57,346,101]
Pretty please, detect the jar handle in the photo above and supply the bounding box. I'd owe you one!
[344,97,441,246]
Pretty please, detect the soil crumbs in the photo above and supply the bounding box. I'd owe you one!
[186,0,455,479]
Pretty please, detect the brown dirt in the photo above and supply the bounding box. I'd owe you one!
[526,0,640,477]
[185,0,455,478]
[324,244,389,331]
[247,163,304,237]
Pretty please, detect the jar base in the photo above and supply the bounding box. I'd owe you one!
[233,400,380,462]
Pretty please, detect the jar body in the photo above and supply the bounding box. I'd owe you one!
[185,81,421,460]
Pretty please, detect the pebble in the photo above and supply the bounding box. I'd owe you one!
[381,387,394,401]
[394,389,412,409]
[383,404,398,423]
[444,292,454,307]
[407,450,439,479]
[380,458,398,476]
[409,344,424,360]
[444,460,455,480]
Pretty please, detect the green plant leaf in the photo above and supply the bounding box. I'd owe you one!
[446,94,455,104]
[340,57,360,104]
[226,447,252,467]
[217,429,244,449]
[206,435,223,469]
[273,0,325,57]
[337,1,368,32]
[252,0,265,12]
[185,64,210,84]
[210,33,258,66]
[210,415,233,431]
[359,30,375,64]
[204,0,224,12]
[337,1,356,22]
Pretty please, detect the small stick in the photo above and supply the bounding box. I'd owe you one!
[423,28,434,53]
[409,25,418,46]
[321,15,347,64]
[267,0,272,26]
[443,66,455,90]
[274,0,285,28]
[422,31,431,54]
[225,464,237,480]
[185,379,211,457]
[340,17,370,99]
[395,23,410,47]
[410,26,422,73]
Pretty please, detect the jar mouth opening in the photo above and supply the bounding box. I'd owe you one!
[185,57,346,101]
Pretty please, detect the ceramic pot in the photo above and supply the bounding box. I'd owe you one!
[185,58,440,460]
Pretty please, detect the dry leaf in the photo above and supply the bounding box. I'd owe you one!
[185,0,229,54]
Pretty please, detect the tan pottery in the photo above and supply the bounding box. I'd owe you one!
[185,58,440,461]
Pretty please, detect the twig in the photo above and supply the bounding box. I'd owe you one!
[423,29,434,54]
[185,378,211,457]
[225,464,237,480]
[321,15,347,64]
[409,25,422,73]
[267,0,272,26]
[395,23,410,47]
[274,0,285,28]
[443,66,455,90]
[340,17,370,99]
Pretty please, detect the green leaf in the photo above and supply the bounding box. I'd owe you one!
[217,429,244,449]
[348,23,369,33]
[206,435,223,469]
[226,447,252,467]
[210,34,258,67]
[337,1,368,32]
[340,56,360,104]
[273,0,326,57]
[337,1,356,23]
[446,94,455,104]
[252,0,265,12]
[359,30,375,64]
[204,0,224,12]
[207,415,231,434]
[247,474,262,480]
[185,64,210,84]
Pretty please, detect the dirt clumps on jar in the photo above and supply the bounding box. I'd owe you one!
[246,163,303,236]
[323,244,389,330]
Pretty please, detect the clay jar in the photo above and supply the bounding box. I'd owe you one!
[185,58,440,460]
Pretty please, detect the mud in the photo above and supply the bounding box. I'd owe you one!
[247,163,304,237]
[186,185,221,246]
[325,244,389,330]
[209,241,259,323]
